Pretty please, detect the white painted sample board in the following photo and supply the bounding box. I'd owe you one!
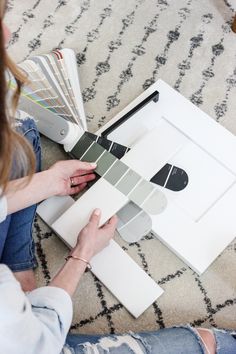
[97,79,236,274]
[37,78,236,318]
[37,195,164,318]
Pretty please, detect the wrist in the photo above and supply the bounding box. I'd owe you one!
[44,168,62,196]
[5,170,60,214]
[70,246,93,262]
[65,255,92,270]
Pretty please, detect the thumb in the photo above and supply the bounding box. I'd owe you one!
[89,208,101,227]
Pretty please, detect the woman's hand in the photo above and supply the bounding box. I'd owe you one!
[71,209,118,261]
[49,160,97,196]
[50,209,117,297]
[6,159,97,215]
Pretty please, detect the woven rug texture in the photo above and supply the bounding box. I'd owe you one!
[5,0,236,335]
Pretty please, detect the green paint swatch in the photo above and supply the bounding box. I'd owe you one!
[142,190,167,215]
[95,151,116,176]
[71,134,93,159]
[104,160,129,185]
[129,180,155,205]
[81,142,104,162]
[116,170,141,195]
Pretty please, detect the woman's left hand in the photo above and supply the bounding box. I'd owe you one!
[6,160,97,215]
[49,160,97,196]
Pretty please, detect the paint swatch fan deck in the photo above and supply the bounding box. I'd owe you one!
[10,48,87,148]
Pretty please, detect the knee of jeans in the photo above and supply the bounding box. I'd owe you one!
[61,345,75,354]
[63,333,148,354]
[22,118,40,149]
[16,116,41,172]
[196,328,216,354]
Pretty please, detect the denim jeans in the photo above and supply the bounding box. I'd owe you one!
[63,326,236,353]
[0,116,41,271]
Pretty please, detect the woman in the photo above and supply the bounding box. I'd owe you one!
[0,1,117,353]
[1,1,236,353]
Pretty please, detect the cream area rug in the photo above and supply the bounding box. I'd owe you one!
[5,0,236,335]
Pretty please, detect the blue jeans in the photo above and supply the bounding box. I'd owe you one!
[63,326,236,353]
[0,116,41,272]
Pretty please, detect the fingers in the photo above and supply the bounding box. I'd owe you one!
[108,215,118,225]
[71,173,96,186]
[78,169,97,176]
[68,173,96,195]
[72,160,97,173]
[69,182,87,195]
[88,211,117,231]
[102,215,118,230]
[89,208,101,228]
[100,215,117,244]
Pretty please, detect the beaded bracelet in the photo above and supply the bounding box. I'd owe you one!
[65,254,92,270]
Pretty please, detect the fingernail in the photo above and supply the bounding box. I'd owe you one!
[90,162,97,168]
[94,208,101,216]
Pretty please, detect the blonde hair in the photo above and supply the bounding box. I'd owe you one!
[0,0,35,192]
